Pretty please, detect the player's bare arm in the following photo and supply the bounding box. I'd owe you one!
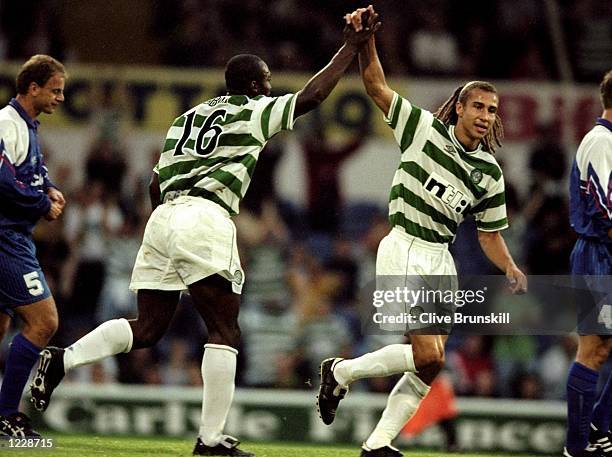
[293,7,380,118]
[477,230,527,294]
[358,35,393,115]
[349,7,393,114]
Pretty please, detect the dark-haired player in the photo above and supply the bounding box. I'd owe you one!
[31,14,380,457]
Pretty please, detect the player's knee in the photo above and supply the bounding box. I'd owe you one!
[131,320,165,349]
[136,334,157,349]
[414,346,445,374]
[42,310,58,333]
[135,330,163,349]
[577,342,610,370]
[232,324,241,343]
[591,344,610,369]
[208,324,241,350]
[25,314,58,345]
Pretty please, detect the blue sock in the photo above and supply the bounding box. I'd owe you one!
[592,372,612,433]
[566,362,600,452]
[0,333,42,416]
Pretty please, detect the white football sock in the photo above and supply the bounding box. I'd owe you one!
[198,344,238,447]
[365,372,430,449]
[333,344,416,387]
[63,318,133,371]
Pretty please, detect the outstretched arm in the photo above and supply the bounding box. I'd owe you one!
[358,35,394,115]
[478,230,527,294]
[293,8,380,118]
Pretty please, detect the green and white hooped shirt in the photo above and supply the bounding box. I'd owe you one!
[385,91,508,244]
[155,93,297,215]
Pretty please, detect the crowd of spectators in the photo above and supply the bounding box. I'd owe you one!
[1,0,610,81]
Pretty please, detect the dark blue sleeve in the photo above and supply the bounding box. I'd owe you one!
[0,152,51,219]
[42,164,57,191]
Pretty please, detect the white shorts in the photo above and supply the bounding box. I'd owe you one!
[376,228,457,277]
[375,228,457,333]
[130,196,244,294]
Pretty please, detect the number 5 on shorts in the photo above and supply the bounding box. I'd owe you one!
[23,271,44,296]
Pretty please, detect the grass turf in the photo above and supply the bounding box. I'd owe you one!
[0,434,556,456]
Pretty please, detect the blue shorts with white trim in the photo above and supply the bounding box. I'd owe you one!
[0,228,51,316]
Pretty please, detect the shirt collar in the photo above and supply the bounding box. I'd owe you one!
[596,117,612,132]
[9,98,39,130]
[449,124,482,154]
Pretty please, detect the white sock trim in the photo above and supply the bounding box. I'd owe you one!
[403,344,416,373]
[406,372,430,398]
[204,343,238,355]
[118,318,134,353]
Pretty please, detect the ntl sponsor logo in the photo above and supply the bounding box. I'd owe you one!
[424,172,470,213]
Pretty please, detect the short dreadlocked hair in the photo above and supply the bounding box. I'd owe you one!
[434,81,504,154]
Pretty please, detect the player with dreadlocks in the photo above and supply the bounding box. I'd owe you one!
[316,6,527,457]
[434,82,505,154]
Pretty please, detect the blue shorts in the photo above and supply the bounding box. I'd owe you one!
[570,238,612,335]
[570,237,612,275]
[0,229,51,316]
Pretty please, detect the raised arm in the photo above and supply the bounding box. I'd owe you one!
[478,230,527,294]
[358,35,394,115]
[346,6,394,114]
[293,9,380,118]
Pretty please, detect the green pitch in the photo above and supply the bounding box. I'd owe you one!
[2,434,556,456]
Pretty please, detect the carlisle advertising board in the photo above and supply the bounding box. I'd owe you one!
[28,385,566,455]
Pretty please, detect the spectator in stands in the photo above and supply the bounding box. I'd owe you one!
[447,336,496,396]
[63,182,124,332]
[235,199,290,309]
[95,213,141,324]
[539,335,578,400]
[301,120,366,234]
[289,247,353,384]
[523,124,575,273]
[408,6,460,76]
[493,336,538,397]
[239,300,299,388]
[563,0,612,81]
[85,139,127,198]
[511,371,543,400]
[159,338,199,386]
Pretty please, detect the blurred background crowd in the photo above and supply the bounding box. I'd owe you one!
[0,0,611,401]
[0,0,610,81]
